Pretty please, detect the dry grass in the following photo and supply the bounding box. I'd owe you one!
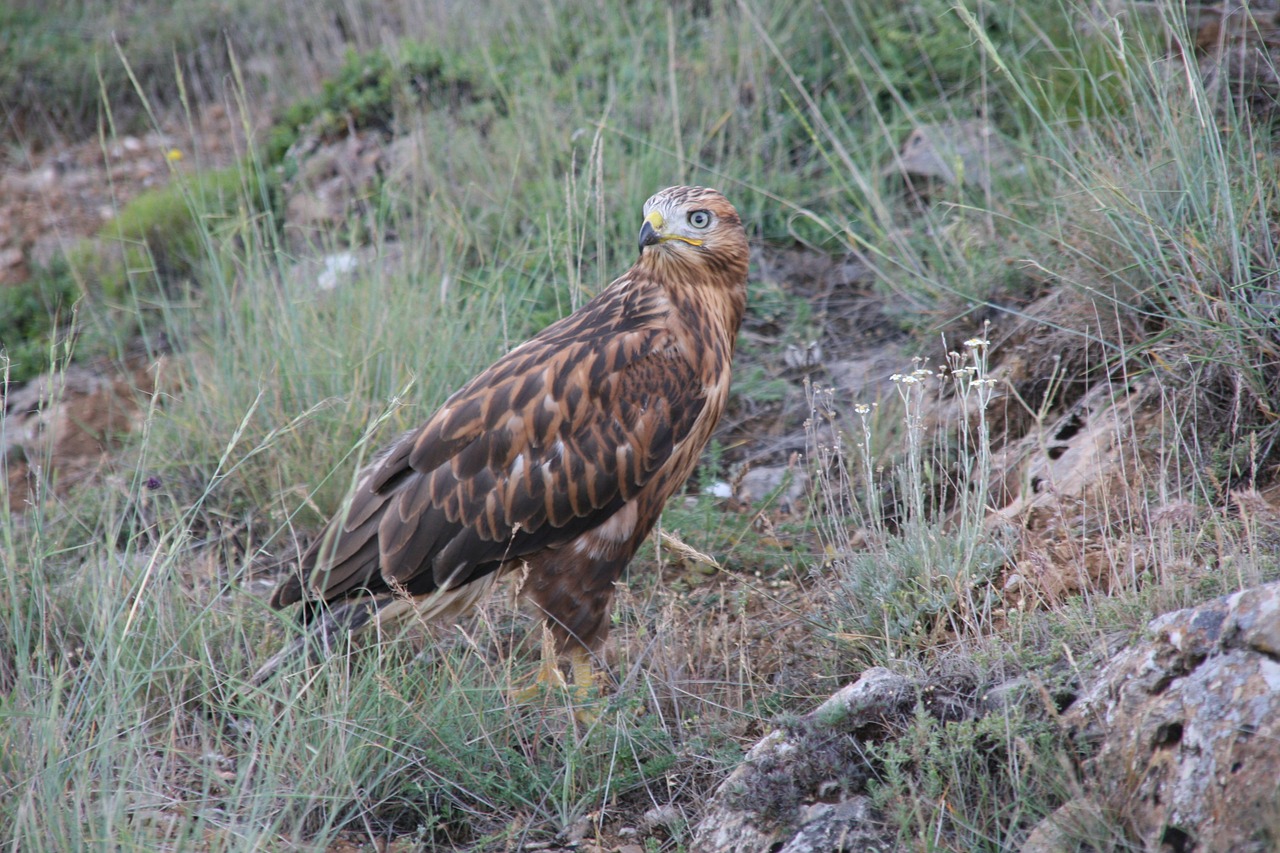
[4,1,1280,850]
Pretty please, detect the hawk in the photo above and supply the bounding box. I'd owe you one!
[253,186,749,700]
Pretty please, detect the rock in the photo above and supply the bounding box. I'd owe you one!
[986,376,1158,604]
[702,480,733,499]
[885,119,1021,193]
[782,340,822,371]
[734,463,809,513]
[315,251,360,291]
[1019,799,1109,853]
[565,814,593,845]
[691,667,968,853]
[640,804,681,833]
[824,354,904,403]
[384,128,432,191]
[281,132,384,250]
[1055,581,1280,852]
[778,797,887,853]
[282,243,405,295]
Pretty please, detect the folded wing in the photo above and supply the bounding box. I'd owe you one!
[270,321,706,615]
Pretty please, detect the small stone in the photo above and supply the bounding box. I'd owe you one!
[884,119,1020,192]
[316,251,360,290]
[783,340,822,370]
[641,804,680,831]
[565,815,593,844]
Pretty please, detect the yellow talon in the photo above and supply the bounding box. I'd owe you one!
[568,646,599,724]
[511,630,601,723]
[512,628,568,701]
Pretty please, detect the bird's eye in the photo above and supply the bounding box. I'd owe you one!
[688,209,712,229]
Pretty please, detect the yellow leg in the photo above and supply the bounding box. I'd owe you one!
[569,646,596,702]
[512,627,567,702]
[511,632,600,723]
[568,646,599,724]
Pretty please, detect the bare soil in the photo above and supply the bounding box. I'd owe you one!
[0,103,250,286]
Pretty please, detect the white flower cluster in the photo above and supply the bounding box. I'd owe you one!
[889,367,935,386]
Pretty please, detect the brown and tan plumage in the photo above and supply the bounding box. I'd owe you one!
[253,186,749,696]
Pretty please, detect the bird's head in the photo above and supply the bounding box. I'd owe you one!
[637,186,749,283]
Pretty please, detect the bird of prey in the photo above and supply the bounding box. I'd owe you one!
[253,186,749,701]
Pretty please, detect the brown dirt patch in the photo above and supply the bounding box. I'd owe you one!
[0,102,253,287]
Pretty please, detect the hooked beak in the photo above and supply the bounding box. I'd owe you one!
[638,210,663,253]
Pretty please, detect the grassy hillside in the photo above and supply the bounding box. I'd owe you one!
[3,0,1279,850]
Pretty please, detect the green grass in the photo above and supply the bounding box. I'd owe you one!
[0,494,736,848]
[0,261,80,383]
[0,0,421,143]
[4,0,1280,849]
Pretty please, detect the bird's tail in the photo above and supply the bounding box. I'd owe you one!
[248,573,499,690]
[248,594,412,687]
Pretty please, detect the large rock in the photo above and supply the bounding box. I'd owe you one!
[884,119,1021,194]
[691,667,971,853]
[1055,581,1280,852]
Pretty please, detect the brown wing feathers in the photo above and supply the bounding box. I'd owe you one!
[262,185,749,671]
